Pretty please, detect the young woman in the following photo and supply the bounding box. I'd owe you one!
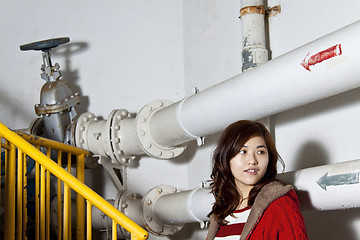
[207,120,307,240]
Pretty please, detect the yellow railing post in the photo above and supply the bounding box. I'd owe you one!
[46,149,51,240]
[17,149,24,240]
[57,151,63,240]
[112,220,117,240]
[4,142,16,240]
[40,165,46,240]
[76,154,85,240]
[35,147,40,240]
[64,181,69,240]
[0,137,2,209]
[23,153,28,240]
[87,200,92,240]
[67,153,72,240]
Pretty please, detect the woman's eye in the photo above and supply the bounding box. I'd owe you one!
[239,150,246,154]
[257,150,266,154]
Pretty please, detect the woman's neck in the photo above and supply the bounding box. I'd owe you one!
[237,198,249,210]
[236,185,253,209]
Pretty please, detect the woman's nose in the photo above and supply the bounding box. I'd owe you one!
[248,153,258,164]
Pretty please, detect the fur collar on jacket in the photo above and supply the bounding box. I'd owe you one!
[206,181,295,240]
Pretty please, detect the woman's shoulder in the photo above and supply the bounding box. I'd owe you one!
[256,181,295,206]
[247,182,307,240]
[266,189,300,213]
[240,181,296,239]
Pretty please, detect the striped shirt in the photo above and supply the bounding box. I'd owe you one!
[214,207,251,240]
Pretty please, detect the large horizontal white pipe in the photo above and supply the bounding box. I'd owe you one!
[75,20,360,161]
[88,159,360,235]
[88,160,360,236]
[149,159,360,229]
[152,187,213,225]
[150,20,360,147]
[279,159,360,211]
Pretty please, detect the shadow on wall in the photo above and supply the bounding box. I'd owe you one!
[52,42,90,115]
[281,140,329,189]
[274,87,360,126]
[293,140,329,170]
[303,208,360,240]
[0,89,36,126]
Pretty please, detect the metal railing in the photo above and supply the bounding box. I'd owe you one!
[0,122,148,240]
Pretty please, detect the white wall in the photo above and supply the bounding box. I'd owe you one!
[1,0,360,239]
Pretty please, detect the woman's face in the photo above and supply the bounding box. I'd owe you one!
[229,136,269,196]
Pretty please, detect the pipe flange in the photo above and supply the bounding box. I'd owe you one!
[75,112,97,149]
[114,190,143,239]
[35,92,80,116]
[136,100,186,159]
[104,110,120,163]
[142,185,184,236]
[108,109,136,165]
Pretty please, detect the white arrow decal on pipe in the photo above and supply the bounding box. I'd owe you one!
[317,172,359,191]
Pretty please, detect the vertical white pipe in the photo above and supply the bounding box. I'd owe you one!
[240,0,268,71]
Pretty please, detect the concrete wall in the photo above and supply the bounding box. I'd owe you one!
[1,0,360,239]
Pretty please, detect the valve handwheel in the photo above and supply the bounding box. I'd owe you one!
[20,37,70,51]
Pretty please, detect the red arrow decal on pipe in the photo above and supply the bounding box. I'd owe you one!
[301,44,342,71]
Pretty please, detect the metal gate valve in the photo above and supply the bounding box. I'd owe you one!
[20,37,80,142]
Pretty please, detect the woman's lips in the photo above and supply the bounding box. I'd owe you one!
[245,169,259,174]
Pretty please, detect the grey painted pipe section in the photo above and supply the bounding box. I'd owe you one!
[240,0,268,71]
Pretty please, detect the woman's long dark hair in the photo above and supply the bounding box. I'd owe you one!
[209,120,281,225]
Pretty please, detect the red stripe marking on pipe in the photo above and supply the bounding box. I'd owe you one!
[301,44,342,71]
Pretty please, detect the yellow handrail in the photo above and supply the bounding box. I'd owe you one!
[0,122,148,240]
[15,131,90,155]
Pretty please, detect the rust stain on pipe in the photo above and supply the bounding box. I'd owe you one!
[240,5,265,17]
[266,5,281,18]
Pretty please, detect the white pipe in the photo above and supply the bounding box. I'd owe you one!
[75,21,360,161]
[145,159,360,230]
[240,0,268,71]
[153,187,213,226]
[91,200,115,230]
[240,0,271,128]
[150,20,360,148]
[75,21,360,162]
[75,109,143,164]
[89,159,360,235]
[279,159,360,211]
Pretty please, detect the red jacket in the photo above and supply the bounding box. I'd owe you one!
[207,181,308,240]
[245,189,307,240]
